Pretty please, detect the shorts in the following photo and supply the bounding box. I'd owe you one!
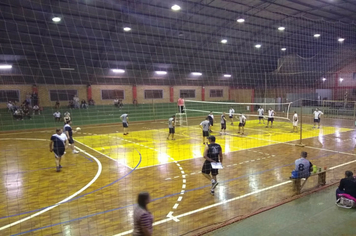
[314,118,320,123]
[68,137,74,144]
[229,115,233,119]
[202,161,218,176]
[259,116,264,119]
[268,118,274,122]
[169,127,175,134]
[209,120,214,126]
[53,148,65,158]
[239,122,245,127]
[293,121,298,127]
[221,123,226,130]
[123,122,128,128]
[203,131,210,137]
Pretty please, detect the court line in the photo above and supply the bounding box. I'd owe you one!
[0,145,103,231]
[74,139,133,170]
[9,147,356,235]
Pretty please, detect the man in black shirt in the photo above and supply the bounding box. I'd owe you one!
[336,170,356,200]
[202,136,223,195]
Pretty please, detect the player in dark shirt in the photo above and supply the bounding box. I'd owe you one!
[336,170,356,200]
[50,128,68,172]
[201,136,223,195]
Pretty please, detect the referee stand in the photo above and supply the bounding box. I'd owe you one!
[176,105,188,126]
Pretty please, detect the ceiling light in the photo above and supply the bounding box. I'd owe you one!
[112,69,125,73]
[338,38,345,42]
[155,71,167,75]
[255,44,261,48]
[314,34,321,38]
[278,26,285,31]
[223,74,231,78]
[322,78,326,81]
[339,78,343,82]
[221,39,227,44]
[60,67,75,71]
[52,17,61,22]
[191,72,202,76]
[123,27,131,32]
[0,64,12,69]
[171,4,181,11]
[237,18,245,23]
[281,48,286,51]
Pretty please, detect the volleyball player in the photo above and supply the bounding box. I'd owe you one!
[49,128,68,172]
[64,120,79,154]
[257,106,264,124]
[167,115,175,140]
[313,108,323,129]
[220,112,226,134]
[200,117,211,144]
[238,114,246,135]
[63,111,71,124]
[292,111,298,133]
[229,107,235,125]
[266,108,275,128]
[120,112,129,135]
[201,136,223,195]
[208,111,214,132]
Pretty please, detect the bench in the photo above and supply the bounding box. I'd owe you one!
[291,170,327,194]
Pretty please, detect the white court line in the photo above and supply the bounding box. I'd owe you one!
[0,142,102,231]
[74,139,133,170]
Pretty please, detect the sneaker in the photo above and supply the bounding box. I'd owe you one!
[73,150,79,154]
[59,165,62,168]
[210,189,214,195]
[212,182,219,189]
[56,167,60,172]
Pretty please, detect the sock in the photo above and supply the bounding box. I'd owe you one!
[211,179,216,183]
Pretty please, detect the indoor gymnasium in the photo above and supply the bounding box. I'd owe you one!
[1,0,356,235]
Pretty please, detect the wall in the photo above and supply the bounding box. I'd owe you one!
[173,86,202,101]
[37,84,87,107]
[91,85,133,105]
[230,89,253,103]
[136,85,170,104]
[0,85,32,108]
[204,86,230,101]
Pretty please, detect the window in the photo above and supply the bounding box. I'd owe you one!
[210,89,223,98]
[145,90,163,99]
[101,90,125,100]
[50,90,78,101]
[0,90,19,102]
[353,72,356,80]
[180,89,195,98]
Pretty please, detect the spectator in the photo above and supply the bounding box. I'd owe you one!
[13,109,23,120]
[336,170,356,200]
[88,98,95,106]
[23,106,31,119]
[53,111,61,122]
[68,100,74,109]
[7,101,15,112]
[26,93,32,106]
[133,192,153,236]
[55,100,60,109]
[118,99,123,109]
[291,151,313,179]
[31,92,38,106]
[133,99,138,106]
[114,98,119,107]
[73,95,80,109]
[177,97,185,113]
[33,105,41,115]
[81,100,88,109]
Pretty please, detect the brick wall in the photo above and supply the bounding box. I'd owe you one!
[136,85,170,104]
[0,85,32,109]
[91,85,133,105]
[37,84,87,107]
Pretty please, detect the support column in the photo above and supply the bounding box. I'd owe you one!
[87,84,92,100]
[133,85,137,101]
[170,87,174,103]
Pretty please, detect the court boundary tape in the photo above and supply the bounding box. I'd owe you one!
[0,141,103,231]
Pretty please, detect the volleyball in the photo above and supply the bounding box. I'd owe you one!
[76,127,81,131]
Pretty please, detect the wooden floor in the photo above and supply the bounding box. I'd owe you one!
[1,116,356,235]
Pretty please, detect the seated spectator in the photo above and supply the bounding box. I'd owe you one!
[53,111,61,122]
[88,98,95,106]
[81,100,88,109]
[22,99,30,107]
[55,100,60,109]
[7,101,14,112]
[114,98,119,107]
[133,99,138,106]
[68,100,74,109]
[13,109,23,120]
[118,99,123,108]
[33,105,40,115]
[290,151,313,179]
[336,171,356,200]
[23,106,31,119]
[73,95,80,109]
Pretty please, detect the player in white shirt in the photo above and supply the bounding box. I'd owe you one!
[167,115,175,140]
[313,108,323,129]
[200,117,211,144]
[208,111,214,133]
[229,107,235,125]
[53,111,61,122]
[220,112,227,134]
[257,106,264,124]
[238,114,246,135]
[120,113,129,135]
[292,111,298,133]
[266,108,275,128]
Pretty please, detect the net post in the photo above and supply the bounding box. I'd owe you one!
[295,101,305,147]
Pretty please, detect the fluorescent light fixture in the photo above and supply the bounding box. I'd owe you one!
[281,48,286,51]
[339,78,344,82]
[278,26,285,31]
[52,17,61,22]
[0,64,12,69]
[255,44,261,48]
[322,78,326,81]
[191,72,202,76]
[171,4,181,11]
[112,69,125,73]
[60,67,75,71]
[338,38,345,42]
[123,27,131,32]
[221,39,227,44]
[237,18,245,23]
[155,71,167,75]
[314,34,321,38]
[223,74,231,78]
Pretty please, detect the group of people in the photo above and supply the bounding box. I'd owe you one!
[67,96,93,109]
[114,98,124,108]
[8,100,41,120]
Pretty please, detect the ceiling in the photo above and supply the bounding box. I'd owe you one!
[1,0,356,85]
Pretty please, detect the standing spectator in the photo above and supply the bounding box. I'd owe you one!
[133,192,153,236]
[73,95,80,109]
[55,100,60,109]
[336,170,356,200]
[31,92,38,106]
[53,111,61,122]
[177,97,185,113]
